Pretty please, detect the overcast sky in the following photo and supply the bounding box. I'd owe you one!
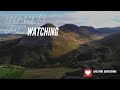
[0,11,120,33]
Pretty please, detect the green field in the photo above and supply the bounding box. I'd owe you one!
[0,68,13,79]
[0,67,25,79]
[0,67,79,79]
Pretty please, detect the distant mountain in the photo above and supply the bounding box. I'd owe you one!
[79,26,102,39]
[18,23,86,46]
[79,26,101,35]
[59,24,80,33]
[60,24,103,39]
[19,23,103,46]
[97,32,120,50]
[41,23,56,27]
[97,27,120,36]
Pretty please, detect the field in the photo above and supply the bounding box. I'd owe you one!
[0,67,25,79]
[0,67,79,79]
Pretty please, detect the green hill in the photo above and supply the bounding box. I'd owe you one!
[0,24,96,67]
[61,32,120,79]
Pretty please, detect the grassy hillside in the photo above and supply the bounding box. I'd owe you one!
[0,33,80,67]
[62,32,120,79]
[0,27,92,67]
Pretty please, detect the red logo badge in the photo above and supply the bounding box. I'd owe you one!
[84,69,92,78]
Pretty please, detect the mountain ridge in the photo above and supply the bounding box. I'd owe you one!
[0,23,120,68]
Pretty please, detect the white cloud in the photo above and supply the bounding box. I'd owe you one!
[0,11,120,34]
[46,11,120,28]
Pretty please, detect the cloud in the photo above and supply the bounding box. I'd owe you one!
[0,11,120,33]
[45,11,120,28]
